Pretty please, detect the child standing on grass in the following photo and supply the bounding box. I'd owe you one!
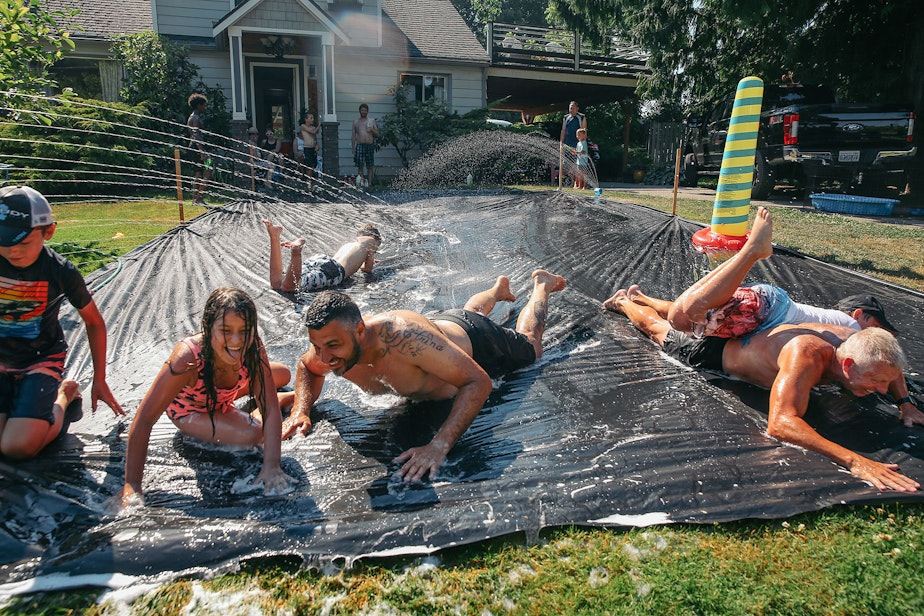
[0,186,124,460]
[118,287,295,506]
[574,128,589,190]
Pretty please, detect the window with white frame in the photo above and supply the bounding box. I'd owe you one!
[400,73,448,103]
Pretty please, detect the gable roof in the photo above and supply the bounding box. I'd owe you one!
[381,0,488,63]
[44,0,153,41]
[212,0,348,42]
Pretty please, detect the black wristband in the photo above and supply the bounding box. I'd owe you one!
[896,396,915,406]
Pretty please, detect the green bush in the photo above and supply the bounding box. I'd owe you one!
[0,94,168,197]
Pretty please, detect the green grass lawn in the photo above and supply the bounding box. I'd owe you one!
[600,189,924,293]
[3,192,924,615]
[47,199,208,275]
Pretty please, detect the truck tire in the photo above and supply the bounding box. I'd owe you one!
[680,153,698,187]
[751,152,772,200]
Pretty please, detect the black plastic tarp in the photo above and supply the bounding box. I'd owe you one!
[2,191,923,591]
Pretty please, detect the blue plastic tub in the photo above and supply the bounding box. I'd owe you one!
[809,193,897,216]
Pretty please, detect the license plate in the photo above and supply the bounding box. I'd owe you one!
[838,150,860,162]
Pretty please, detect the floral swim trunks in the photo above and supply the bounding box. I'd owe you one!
[300,254,346,291]
[695,283,792,338]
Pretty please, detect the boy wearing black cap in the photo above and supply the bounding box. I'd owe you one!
[0,186,124,460]
[835,294,898,333]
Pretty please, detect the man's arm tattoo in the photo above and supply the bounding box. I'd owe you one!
[379,322,445,357]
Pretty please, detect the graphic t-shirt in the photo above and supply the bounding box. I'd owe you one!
[0,246,92,370]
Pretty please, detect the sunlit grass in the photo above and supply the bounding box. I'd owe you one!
[6,504,922,615]
[46,199,208,274]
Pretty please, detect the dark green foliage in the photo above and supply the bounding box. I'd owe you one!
[450,0,552,41]
[113,31,199,129]
[0,94,165,197]
[546,0,924,120]
[0,0,77,122]
[377,85,515,168]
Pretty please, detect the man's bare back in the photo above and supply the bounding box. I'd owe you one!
[285,271,567,482]
[338,310,472,401]
[721,322,855,389]
[332,235,379,278]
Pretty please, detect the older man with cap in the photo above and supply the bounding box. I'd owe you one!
[604,206,920,420]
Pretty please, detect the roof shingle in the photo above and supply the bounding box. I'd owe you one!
[43,0,153,41]
[381,0,488,63]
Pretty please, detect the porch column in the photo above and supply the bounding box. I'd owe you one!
[321,122,340,178]
[321,40,336,121]
[229,28,246,121]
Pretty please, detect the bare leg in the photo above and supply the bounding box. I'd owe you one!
[668,206,774,332]
[280,239,305,293]
[606,290,674,346]
[193,171,203,203]
[278,391,295,411]
[463,275,516,316]
[627,284,673,318]
[238,361,291,398]
[264,220,285,290]
[516,269,567,359]
[172,409,264,447]
[604,283,673,314]
[0,380,80,460]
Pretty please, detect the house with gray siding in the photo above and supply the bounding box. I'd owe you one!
[45,0,490,178]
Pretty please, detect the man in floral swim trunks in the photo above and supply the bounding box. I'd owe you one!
[604,207,897,338]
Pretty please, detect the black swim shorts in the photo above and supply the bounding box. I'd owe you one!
[662,329,728,372]
[429,309,536,378]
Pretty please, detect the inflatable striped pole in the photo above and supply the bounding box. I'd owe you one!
[691,76,764,258]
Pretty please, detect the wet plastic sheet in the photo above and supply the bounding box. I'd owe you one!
[2,191,923,589]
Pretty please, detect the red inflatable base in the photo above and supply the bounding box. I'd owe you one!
[691,227,748,258]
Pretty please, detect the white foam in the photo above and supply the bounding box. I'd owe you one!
[0,572,140,599]
[588,511,673,527]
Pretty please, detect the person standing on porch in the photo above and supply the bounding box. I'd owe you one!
[352,103,378,187]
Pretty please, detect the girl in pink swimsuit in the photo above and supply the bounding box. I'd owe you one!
[119,288,295,506]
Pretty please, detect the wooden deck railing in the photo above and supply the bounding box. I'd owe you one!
[487,22,650,79]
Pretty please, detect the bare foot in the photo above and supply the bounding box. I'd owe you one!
[626,284,642,302]
[603,288,627,311]
[532,269,567,293]
[57,379,81,407]
[743,206,774,260]
[263,220,283,241]
[281,237,307,252]
[492,275,516,303]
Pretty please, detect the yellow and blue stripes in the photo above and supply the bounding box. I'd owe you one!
[711,76,763,236]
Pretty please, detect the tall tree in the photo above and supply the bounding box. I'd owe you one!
[450,0,551,40]
[0,0,76,111]
[547,0,924,119]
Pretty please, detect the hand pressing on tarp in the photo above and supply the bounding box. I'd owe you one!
[394,439,450,483]
[253,464,297,496]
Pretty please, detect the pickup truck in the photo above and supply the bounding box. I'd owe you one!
[680,83,916,199]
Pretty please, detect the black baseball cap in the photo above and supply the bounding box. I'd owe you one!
[0,186,54,247]
[836,294,898,333]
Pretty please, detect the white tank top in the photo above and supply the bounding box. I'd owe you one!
[785,302,861,330]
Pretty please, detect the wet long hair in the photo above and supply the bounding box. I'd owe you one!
[199,287,267,436]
